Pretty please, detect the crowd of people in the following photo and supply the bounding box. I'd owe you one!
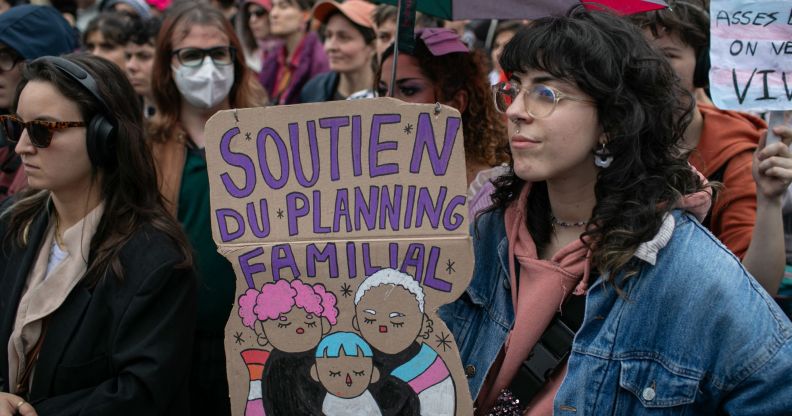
[0,0,790,415]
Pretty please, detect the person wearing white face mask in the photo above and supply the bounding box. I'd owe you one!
[171,46,236,109]
[147,2,268,415]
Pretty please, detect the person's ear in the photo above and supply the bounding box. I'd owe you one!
[599,132,608,146]
[310,364,320,382]
[321,317,331,335]
[418,313,434,340]
[595,132,610,151]
[352,315,360,331]
[370,366,380,383]
[444,89,469,114]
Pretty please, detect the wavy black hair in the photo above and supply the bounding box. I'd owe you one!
[487,8,707,286]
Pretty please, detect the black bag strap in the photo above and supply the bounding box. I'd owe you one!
[508,294,586,405]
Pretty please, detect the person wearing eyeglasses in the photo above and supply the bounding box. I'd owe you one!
[0,53,196,416]
[147,2,267,415]
[0,5,78,203]
[375,28,510,218]
[236,0,277,73]
[438,9,792,416]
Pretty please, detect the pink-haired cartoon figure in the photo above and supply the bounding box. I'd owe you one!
[238,279,339,416]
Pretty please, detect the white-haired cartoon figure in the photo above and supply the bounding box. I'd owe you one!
[354,268,456,416]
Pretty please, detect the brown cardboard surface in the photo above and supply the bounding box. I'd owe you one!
[205,98,474,416]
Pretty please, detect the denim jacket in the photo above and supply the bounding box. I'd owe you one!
[439,209,792,414]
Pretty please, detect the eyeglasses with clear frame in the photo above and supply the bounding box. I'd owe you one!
[171,46,237,68]
[0,114,85,148]
[492,81,594,118]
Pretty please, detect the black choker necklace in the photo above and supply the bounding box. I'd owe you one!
[551,215,588,228]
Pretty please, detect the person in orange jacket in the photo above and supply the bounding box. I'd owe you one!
[634,0,792,294]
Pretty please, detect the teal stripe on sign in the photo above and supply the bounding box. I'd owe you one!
[391,343,439,382]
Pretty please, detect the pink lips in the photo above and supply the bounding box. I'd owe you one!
[379,325,388,333]
[511,134,540,149]
[345,374,352,386]
[296,327,304,334]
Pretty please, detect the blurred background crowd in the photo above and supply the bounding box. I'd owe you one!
[0,0,791,414]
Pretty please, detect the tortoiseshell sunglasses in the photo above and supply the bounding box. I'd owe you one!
[0,114,85,148]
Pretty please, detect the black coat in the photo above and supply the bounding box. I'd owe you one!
[0,208,197,415]
[300,71,340,104]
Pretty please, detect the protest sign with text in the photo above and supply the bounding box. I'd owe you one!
[710,0,792,111]
[205,98,474,415]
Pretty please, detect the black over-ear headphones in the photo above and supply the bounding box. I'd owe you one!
[674,0,710,88]
[31,56,117,168]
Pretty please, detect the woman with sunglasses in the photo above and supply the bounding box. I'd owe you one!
[0,54,195,415]
[236,0,277,73]
[376,28,510,217]
[148,2,267,415]
[439,9,792,416]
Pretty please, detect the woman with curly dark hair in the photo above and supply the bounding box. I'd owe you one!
[375,28,510,216]
[439,8,792,416]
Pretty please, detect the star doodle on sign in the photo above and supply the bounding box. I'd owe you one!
[340,283,353,298]
[445,259,455,274]
[403,123,413,134]
[435,332,452,352]
[244,132,252,141]
[234,331,245,345]
[276,208,284,219]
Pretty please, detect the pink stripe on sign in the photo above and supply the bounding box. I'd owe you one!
[408,357,451,394]
[711,68,790,87]
[245,399,265,416]
[711,23,791,41]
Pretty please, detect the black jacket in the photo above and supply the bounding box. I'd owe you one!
[0,207,197,415]
[300,71,340,104]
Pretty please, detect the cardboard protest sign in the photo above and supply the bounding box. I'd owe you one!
[710,0,792,111]
[204,98,474,416]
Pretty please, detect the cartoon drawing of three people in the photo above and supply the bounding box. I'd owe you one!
[238,268,456,415]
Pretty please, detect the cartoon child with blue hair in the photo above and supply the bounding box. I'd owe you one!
[311,332,382,415]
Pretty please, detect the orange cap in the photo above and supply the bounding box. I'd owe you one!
[313,0,375,29]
